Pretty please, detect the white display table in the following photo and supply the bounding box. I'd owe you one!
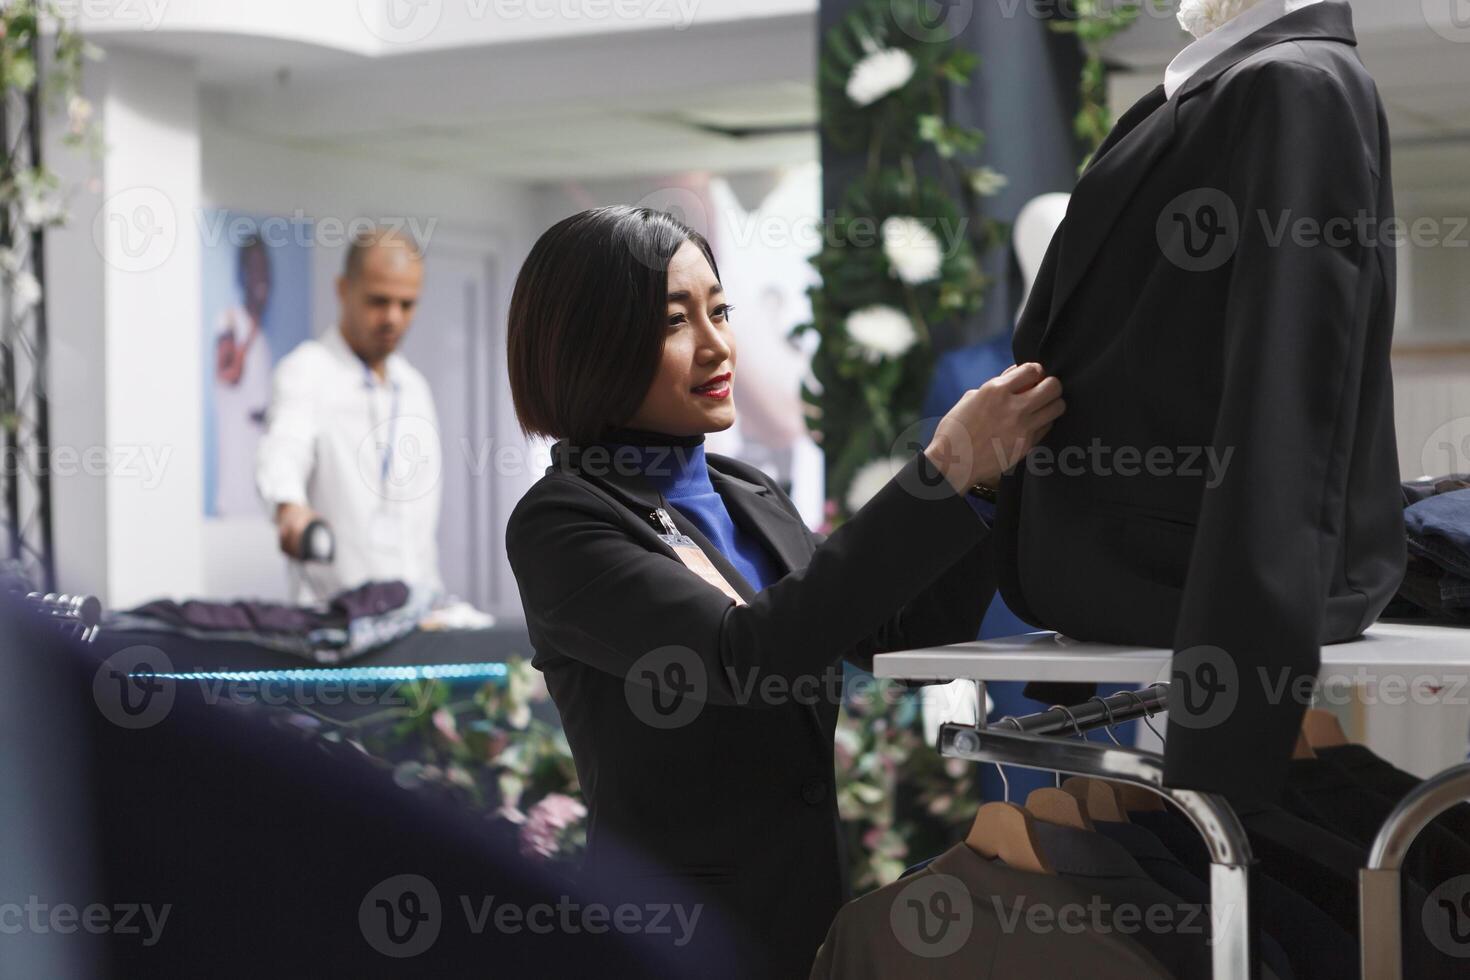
[873,619,1470,686]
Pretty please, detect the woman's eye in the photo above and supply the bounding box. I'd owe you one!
[668,305,734,327]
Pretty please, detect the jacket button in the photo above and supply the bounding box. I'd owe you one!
[802,780,827,805]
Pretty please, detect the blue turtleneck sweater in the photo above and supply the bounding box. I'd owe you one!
[601,427,783,594]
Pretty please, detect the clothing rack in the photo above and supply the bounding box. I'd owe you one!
[938,679,1257,980]
[23,590,101,644]
[991,682,1170,736]
[1359,761,1470,979]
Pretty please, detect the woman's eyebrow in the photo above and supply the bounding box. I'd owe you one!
[666,283,725,303]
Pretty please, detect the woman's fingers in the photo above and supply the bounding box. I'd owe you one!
[1017,374,1063,410]
[998,361,1045,393]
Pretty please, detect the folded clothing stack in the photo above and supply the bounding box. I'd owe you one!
[1388,475,1470,622]
[103,580,440,663]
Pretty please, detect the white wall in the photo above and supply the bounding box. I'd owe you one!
[46,47,205,609]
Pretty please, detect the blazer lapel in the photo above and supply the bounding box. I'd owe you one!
[548,439,812,604]
[707,463,812,578]
[1040,86,1177,353]
[1040,0,1357,355]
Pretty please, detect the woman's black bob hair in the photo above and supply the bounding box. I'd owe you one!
[507,205,722,446]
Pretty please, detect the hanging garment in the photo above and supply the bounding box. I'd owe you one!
[1128,810,1357,980]
[1031,820,1213,979]
[809,842,1171,979]
[1284,755,1470,893]
[1091,820,1296,980]
[1317,742,1470,843]
[1139,803,1461,979]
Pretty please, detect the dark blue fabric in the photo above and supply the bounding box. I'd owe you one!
[965,493,997,522]
[602,437,783,595]
[1404,487,1470,581]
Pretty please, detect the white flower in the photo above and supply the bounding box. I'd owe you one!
[1176,0,1260,39]
[846,48,916,107]
[844,305,916,364]
[968,166,1009,197]
[10,271,41,317]
[20,192,65,228]
[67,95,93,134]
[881,215,943,284]
[846,455,908,514]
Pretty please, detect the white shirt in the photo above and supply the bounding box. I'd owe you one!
[1165,0,1326,99]
[256,324,443,605]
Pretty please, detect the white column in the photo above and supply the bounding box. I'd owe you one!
[45,46,203,608]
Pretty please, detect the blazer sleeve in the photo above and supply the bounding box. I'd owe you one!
[506,450,990,709]
[1162,60,1381,802]
[803,512,995,675]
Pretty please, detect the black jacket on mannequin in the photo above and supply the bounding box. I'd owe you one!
[994,0,1405,804]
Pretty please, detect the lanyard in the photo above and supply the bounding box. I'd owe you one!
[364,365,401,496]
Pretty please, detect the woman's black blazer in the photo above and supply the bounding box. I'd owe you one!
[505,439,997,978]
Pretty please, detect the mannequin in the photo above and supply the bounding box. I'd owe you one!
[1011,193,1071,323]
[1177,0,1269,38]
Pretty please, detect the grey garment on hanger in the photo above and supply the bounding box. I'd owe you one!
[809,841,1171,980]
[1093,819,1296,980]
[1031,820,1220,980]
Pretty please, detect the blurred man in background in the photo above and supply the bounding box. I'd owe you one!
[256,227,443,604]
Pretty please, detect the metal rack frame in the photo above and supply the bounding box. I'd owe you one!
[938,680,1257,980]
[1359,762,1470,978]
[23,590,101,644]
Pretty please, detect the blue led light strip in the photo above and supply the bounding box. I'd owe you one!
[135,662,510,684]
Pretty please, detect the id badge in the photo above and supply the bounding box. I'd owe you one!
[653,507,747,606]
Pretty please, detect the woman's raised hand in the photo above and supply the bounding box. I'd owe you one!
[923,362,1065,494]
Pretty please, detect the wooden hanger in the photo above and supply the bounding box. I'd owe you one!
[1026,787,1094,831]
[1302,707,1349,749]
[1116,784,1166,813]
[1061,776,1130,823]
[1292,730,1318,759]
[965,802,1054,875]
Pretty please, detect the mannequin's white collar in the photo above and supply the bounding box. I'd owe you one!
[1166,0,1325,97]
